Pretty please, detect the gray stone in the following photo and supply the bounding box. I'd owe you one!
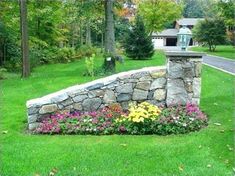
[28,107,39,115]
[183,65,195,79]
[147,90,155,99]
[132,89,148,101]
[193,78,201,98]
[168,62,183,79]
[28,123,41,131]
[184,81,193,92]
[72,95,88,102]
[139,76,152,81]
[146,100,165,107]
[28,114,38,123]
[150,78,166,90]
[182,62,193,69]
[153,89,166,101]
[73,103,83,111]
[117,93,132,102]
[82,98,102,111]
[121,101,130,110]
[195,62,202,77]
[150,71,166,78]
[64,105,73,111]
[103,90,116,104]
[136,81,151,91]
[121,101,137,110]
[39,104,58,114]
[51,93,68,103]
[123,78,138,83]
[131,72,149,79]
[116,83,133,94]
[166,79,188,106]
[86,83,104,90]
[88,90,104,98]
[61,98,73,106]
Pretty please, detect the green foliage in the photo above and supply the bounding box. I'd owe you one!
[138,0,182,34]
[217,0,235,27]
[193,18,227,51]
[0,67,7,79]
[124,15,154,60]
[182,0,217,18]
[85,54,95,77]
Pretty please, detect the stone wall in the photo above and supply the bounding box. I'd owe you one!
[165,52,203,106]
[26,51,204,130]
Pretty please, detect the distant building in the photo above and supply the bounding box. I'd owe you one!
[152,18,204,48]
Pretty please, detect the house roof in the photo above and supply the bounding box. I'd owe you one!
[152,29,178,37]
[176,18,204,26]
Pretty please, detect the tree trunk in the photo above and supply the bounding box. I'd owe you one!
[104,0,115,72]
[80,21,83,46]
[19,0,30,77]
[85,20,91,46]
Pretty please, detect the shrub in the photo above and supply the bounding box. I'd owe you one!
[35,102,208,135]
[84,54,95,77]
[123,15,154,60]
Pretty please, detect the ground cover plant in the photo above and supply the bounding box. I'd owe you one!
[191,45,235,60]
[35,102,208,135]
[0,52,234,175]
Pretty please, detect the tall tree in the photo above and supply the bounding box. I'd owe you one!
[217,0,235,45]
[103,0,116,72]
[19,0,30,77]
[138,0,182,34]
[104,0,115,54]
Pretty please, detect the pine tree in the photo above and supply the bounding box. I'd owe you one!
[124,15,154,60]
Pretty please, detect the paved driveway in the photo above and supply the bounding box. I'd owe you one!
[202,55,235,75]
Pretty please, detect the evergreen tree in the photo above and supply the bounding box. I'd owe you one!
[124,15,154,60]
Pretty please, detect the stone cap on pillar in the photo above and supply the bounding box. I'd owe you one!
[165,51,206,58]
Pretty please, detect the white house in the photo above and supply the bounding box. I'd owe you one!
[152,18,204,49]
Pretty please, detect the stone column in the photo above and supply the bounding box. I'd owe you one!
[165,51,205,106]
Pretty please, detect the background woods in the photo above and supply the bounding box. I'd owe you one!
[0,0,233,77]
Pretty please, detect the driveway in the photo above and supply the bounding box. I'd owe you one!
[202,55,235,75]
[156,46,235,75]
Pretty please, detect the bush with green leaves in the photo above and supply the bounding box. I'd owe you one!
[193,18,227,51]
[85,54,95,77]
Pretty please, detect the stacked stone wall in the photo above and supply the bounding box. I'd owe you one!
[26,51,204,130]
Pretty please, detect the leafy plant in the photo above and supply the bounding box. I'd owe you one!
[85,54,95,77]
[35,102,208,135]
[193,18,227,51]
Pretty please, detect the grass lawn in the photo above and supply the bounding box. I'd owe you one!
[0,50,234,176]
[190,45,235,60]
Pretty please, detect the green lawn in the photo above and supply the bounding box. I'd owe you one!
[0,51,234,176]
[191,45,235,60]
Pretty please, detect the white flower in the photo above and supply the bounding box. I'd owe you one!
[182,123,187,127]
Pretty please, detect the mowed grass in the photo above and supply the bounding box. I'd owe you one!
[0,51,234,176]
[191,45,235,60]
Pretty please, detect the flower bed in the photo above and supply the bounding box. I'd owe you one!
[35,102,208,135]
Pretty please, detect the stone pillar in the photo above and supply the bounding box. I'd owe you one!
[165,51,205,106]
